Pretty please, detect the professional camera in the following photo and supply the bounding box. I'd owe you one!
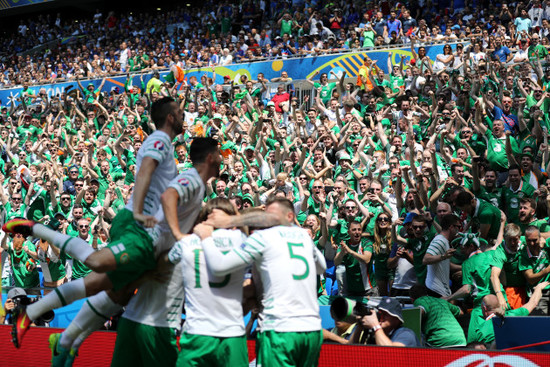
[11,295,55,324]
[330,297,372,323]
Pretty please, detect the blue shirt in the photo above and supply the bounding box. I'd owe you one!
[492,46,511,62]
[389,326,420,346]
[493,106,518,135]
[387,19,402,35]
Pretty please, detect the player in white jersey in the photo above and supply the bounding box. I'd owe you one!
[3,98,183,357]
[108,137,222,366]
[164,198,249,366]
[194,197,326,367]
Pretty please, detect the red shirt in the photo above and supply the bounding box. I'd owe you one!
[271,92,290,112]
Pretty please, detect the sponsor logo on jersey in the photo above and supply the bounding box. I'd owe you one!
[178,178,189,186]
[154,141,165,151]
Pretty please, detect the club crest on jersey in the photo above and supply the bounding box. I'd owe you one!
[154,141,165,151]
[178,178,190,186]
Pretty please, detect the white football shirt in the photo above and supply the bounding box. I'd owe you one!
[125,130,178,217]
[169,230,247,337]
[201,225,326,333]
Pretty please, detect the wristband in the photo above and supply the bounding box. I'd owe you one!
[371,324,382,333]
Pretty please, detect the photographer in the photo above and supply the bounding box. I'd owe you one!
[2,287,53,325]
[350,297,420,347]
[2,288,28,324]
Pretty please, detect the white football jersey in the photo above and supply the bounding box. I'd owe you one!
[238,226,323,332]
[169,230,247,337]
[122,231,184,329]
[125,130,178,217]
[154,168,205,236]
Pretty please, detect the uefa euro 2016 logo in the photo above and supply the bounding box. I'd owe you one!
[445,354,539,367]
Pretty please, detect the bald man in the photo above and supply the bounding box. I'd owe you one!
[436,202,452,223]
[479,281,549,347]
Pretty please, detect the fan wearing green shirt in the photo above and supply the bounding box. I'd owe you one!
[76,77,105,104]
[16,114,39,146]
[410,284,466,348]
[334,221,376,297]
[456,191,504,244]
[517,198,550,236]
[491,224,528,312]
[403,214,438,286]
[518,226,550,315]
[2,233,40,292]
[472,158,501,209]
[500,165,535,225]
[306,71,337,106]
[445,233,501,344]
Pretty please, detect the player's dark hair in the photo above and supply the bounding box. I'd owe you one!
[190,137,219,164]
[440,214,460,230]
[196,197,237,224]
[409,284,428,300]
[455,191,474,207]
[265,196,294,215]
[151,97,175,129]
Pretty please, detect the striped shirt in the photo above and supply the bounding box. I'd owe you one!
[425,234,451,297]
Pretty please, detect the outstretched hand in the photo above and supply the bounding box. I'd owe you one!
[204,209,233,228]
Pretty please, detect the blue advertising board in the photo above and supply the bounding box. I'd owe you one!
[0,42,456,107]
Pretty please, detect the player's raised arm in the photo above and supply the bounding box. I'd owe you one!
[133,156,159,227]
[205,208,284,228]
[161,187,185,241]
[195,223,251,276]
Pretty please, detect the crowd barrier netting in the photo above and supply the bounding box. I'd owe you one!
[1,325,549,367]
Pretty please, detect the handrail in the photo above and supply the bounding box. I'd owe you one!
[0,39,472,90]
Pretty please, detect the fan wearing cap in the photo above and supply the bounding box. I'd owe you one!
[350,297,420,347]
[1,288,28,324]
[76,76,106,104]
[445,232,504,345]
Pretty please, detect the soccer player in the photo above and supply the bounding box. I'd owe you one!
[165,198,249,366]
[109,137,222,366]
[48,137,221,366]
[195,197,326,367]
[4,97,184,349]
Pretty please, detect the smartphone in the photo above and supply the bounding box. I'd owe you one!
[324,186,334,194]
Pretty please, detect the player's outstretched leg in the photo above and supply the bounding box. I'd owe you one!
[59,291,123,366]
[3,220,95,264]
[49,333,71,367]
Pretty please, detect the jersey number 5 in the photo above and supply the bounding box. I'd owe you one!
[287,242,310,280]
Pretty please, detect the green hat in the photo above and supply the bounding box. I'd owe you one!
[339,153,352,161]
[242,193,254,204]
[520,151,534,161]
[451,232,488,249]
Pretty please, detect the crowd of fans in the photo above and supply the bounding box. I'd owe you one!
[1,0,550,351]
[2,0,550,87]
